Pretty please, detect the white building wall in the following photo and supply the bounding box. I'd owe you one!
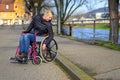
[95,13,103,19]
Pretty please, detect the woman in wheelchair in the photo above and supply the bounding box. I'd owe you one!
[16,9,54,61]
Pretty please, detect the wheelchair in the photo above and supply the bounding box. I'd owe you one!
[10,32,58,65]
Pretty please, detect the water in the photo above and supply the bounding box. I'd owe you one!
[64,27,120,44]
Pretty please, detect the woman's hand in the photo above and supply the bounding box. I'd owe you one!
[42,44,46,50]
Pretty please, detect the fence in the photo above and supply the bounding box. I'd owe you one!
[61,19,120,44]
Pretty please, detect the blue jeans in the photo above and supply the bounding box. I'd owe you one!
[19,33,34,55]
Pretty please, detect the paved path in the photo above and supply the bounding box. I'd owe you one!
[1,26,120,80]
[55,36,120,80]
[0,26,70,80]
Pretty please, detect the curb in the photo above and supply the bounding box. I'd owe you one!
[56,53,95,80]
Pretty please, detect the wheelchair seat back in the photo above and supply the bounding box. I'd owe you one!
[36,35,46,42]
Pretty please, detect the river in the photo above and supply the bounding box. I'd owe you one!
[64,27,120,44]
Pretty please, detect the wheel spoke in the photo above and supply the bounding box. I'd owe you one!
[40,38,58,62]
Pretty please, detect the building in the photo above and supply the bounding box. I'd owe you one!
[95,12,109,19]
[0,0,25,25]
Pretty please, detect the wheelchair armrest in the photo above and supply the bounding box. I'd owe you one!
[21,31,30,35]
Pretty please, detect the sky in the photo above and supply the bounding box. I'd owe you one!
[73,0,108,14]
[50,0,108,15]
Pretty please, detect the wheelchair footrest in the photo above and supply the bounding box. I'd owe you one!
[9,57,16,60]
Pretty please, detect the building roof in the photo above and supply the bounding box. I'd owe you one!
[0,0,15,12]
[0,0,15,4]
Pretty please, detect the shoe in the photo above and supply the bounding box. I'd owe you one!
[20,53,27,58]
[16,53,27,62]
[15,56,22,62]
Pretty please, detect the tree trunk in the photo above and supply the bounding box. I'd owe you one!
[108,0,119,44]
[61,24,65,35]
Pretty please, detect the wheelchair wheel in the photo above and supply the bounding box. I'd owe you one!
[40,37,58,62]
[32,56,42,65]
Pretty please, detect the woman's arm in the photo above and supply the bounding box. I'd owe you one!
[25,20,34,32]
[45,23,54,45]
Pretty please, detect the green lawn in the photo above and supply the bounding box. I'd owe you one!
[75,23,120,30]
[80,23,109,29]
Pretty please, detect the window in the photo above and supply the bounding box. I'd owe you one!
[15,5,18,8]
[16,13,18,16]
[6,4,9,9]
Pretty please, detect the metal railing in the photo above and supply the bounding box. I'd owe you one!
[58,18,120,44]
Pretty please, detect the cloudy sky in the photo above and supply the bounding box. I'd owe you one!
[75,0,108,14]
[51,0,108,15]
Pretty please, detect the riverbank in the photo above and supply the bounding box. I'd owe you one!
[66,23,120,30]
[63,25,120,44]
[59,35,120,51]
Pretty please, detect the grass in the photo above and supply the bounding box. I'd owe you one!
[60,35,120,51]
[87,40,120,51]
[74,23,120,30]
[80,23,109,30]
[104,43,120,50]
[94,24,110,30]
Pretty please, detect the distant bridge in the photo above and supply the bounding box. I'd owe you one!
[52,19,110,26]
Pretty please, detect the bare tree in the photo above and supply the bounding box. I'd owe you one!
[108,0,119,44]
[24,0,52,16]
[54,0,86,34]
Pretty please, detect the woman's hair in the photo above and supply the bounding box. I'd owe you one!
[44,9,53,17]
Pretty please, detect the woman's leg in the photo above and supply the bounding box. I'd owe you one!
[19,34,25,54]
[24,33,34,55]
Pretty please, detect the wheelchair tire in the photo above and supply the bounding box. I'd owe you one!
[32,56,42,65]
[40,37,58,62]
